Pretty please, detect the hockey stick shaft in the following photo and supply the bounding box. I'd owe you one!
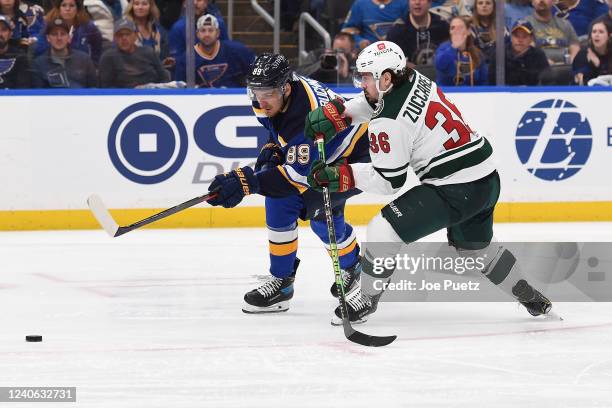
[315,138,351,325]
[315,136,396,347]
[88,189,219,237]
[118,191,219,234]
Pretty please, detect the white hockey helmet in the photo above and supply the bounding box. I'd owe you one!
[353,41,406,88]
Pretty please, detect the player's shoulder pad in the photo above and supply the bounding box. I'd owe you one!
[294,74,341,111]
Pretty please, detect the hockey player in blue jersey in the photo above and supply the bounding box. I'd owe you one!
[174,14,254,87]
[206,53,371,314]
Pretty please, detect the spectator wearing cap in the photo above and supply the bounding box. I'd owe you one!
[386,0,450,66]
[435,16,489,85]
[98,17,169,87]
[0,0,31,46]
[32,18,97,87]
[124,0,170,66]
[0,14,30,87]
[35,0,103,65]
[572,19,612,84]
[168,0,228,60]
[83,0,128,46]
[341,0,409,50]
[489,19,549,85]
[174,14,254,87]
[525,0,580,64]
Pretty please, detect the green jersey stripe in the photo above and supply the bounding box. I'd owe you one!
[375,168,408,189]
[415,137,483,176]
[374,161,411,174]
[419,139,493,181]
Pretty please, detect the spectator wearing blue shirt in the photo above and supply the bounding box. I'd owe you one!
[1,0,30,46]
[597,0,612,27]
[168,0,227,59]
[435,16,489,85]
[21,0,44,39]
[35,0,103,64]
[124,0,171,66]
[341,0,408,50]
[505,0,533,29]
[175,14,254,87]
[554,0,608,37]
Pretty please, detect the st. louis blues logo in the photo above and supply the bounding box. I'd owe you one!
[197,63,228,88]
[0,58,16,84]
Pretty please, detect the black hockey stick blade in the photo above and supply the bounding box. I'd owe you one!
[344,323,397,347]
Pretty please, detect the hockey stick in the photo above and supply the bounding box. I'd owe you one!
[87,189,219,237]
[315,136,396,347]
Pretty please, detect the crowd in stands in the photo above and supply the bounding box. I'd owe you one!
[0,0,611,89]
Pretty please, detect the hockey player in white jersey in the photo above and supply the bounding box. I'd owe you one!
[304,40,552,324]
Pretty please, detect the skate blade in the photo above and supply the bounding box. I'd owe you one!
[330,315,368,326]
[543,310,563,321]
[242,301,289,314]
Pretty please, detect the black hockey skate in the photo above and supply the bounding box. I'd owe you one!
[331,285,381,326]
[242,259,299,314]
[512,279,552,316]
[330,257,362,298]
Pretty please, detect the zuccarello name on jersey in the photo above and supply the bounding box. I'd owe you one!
[402,73,433,124]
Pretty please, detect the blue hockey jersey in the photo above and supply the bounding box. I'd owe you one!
[554,0,609,37]
[252,76,370,197]
[342,0,408,47]
[175,40,255,87]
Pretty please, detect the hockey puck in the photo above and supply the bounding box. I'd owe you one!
[25,335,42,342]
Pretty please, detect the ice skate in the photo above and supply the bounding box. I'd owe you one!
[330,257,362,298]
[242,259,299,314]
[331,284,380,326]
[512,279,552,317]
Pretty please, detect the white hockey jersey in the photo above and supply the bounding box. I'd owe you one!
[345,70,496,195]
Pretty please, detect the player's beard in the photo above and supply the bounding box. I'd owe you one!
[0,38,7,50]
[363,89,377,104]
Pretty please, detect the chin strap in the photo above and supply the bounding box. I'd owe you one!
[373,79,393,115]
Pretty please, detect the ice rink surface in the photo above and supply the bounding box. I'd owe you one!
[1,223,612,408]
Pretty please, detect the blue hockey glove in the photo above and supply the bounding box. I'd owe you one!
[207,167,260,208]
[255,143,285,172]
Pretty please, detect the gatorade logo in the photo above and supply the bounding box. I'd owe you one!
[108,102,188,184]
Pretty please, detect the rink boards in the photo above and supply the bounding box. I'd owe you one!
[1,86,611,230]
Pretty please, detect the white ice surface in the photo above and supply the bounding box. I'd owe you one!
[1,223,612,408]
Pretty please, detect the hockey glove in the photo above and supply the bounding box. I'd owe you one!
[254,143,285,172]
[208,167,260,208]
[304,98,351,143]
[307,160,355,193]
